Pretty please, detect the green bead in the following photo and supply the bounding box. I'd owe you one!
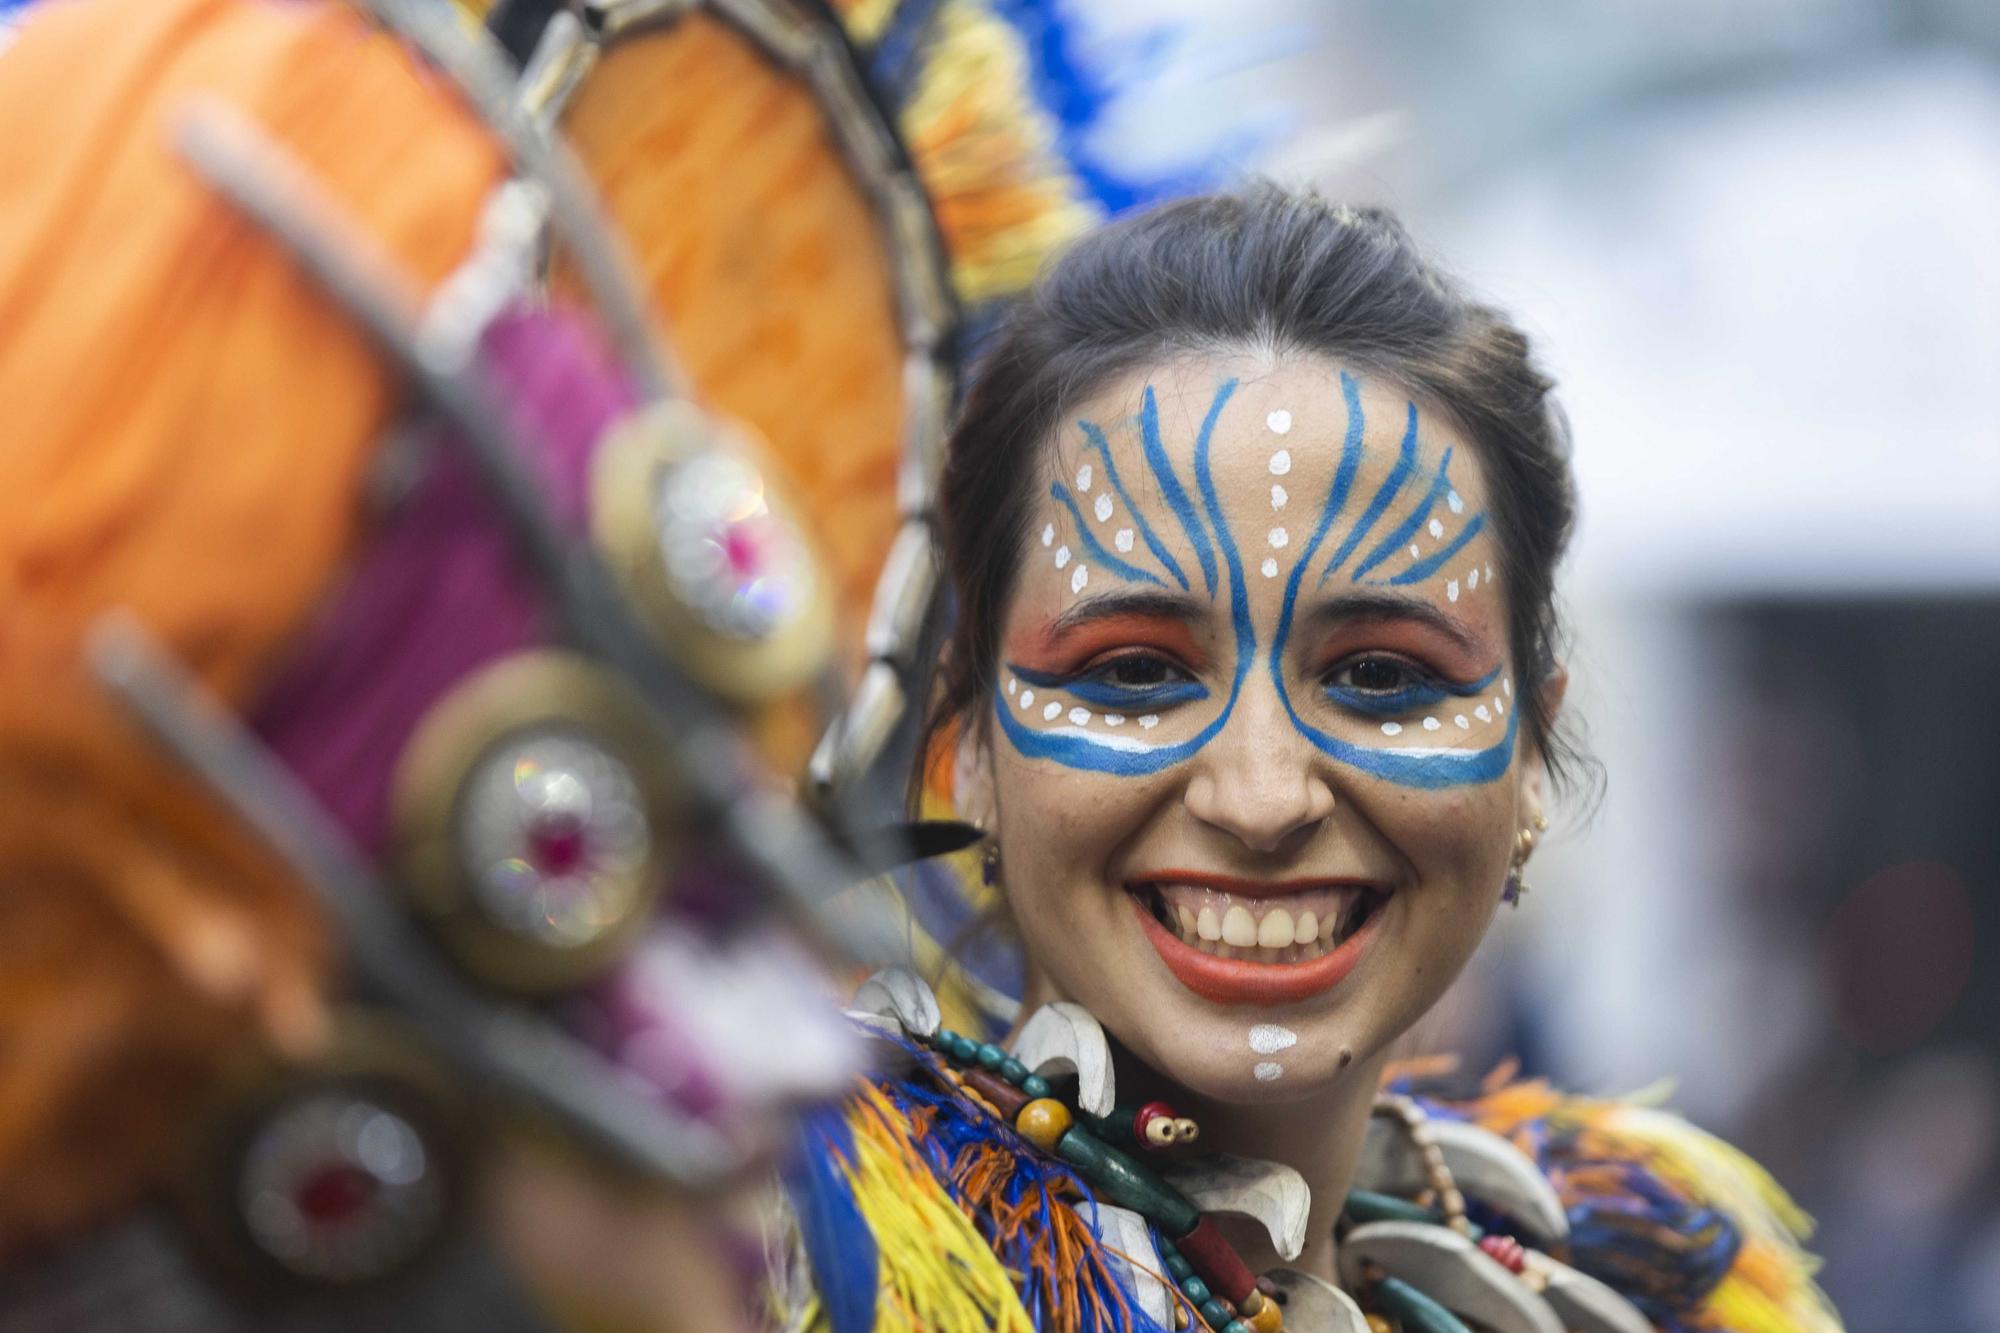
[935,1028,961,1050]
[1053,1128,1201,1235]
[1344,1188,1441,1226]
[952,1035,981,1062]
[1021,1073,1052,1099]
[998,1057,1030,1084]
[1199,1299,1232,1328]
[1181,1277,1210,1305]
[1225,1322,1256,1333]
[1377,1276,1473,1333]
[976,1043,1007,1071]
[1165,1252,1193,1280]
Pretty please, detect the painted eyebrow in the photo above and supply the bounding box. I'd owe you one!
[1302,591,1489,658]
[1048,589,1205,639]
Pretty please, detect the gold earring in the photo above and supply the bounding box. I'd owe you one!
[1503,814,1548,907]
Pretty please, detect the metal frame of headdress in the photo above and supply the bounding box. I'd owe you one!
[505,0,961,796]
[86,0,914,1191]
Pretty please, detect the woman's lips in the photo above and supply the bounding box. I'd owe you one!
[1128,886,1385,1007]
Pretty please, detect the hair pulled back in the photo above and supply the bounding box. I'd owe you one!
[931,183,1583,789]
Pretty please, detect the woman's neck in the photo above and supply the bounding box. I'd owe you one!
[1009,971,1383,1285]
[1110,1038,1387,1284]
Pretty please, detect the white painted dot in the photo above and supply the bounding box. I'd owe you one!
[1260,557,1279,578]
[1267,409,1293,435]
[1468,567,1480,590]
[1068,707,1091,726]
[1454,714,1469,730]
[1070,565,1089,594]
[1007,676,1019,695]
[1427,518,1444,539]
[1447,490,1464,514]
[1114,528,1135,553]
[1043,701,1062,721]
[1268,527,1289,549]
[1268,450,1292,476]
[1381,721,1403,736]
[1054,545,1071,570]
[1139,715,1160,730]
[1076,463,1093,492]
[1018,690,1034,709]
[1271,484,1288,510]
[1248,1024,1298,1054]
[1484,563,1494,583]
[1104,715,1126,727]
[1041,523,1054,547]
[1503,678,1512,697]
[1093,493,1114,523]
[1409,543,1421,559]
[1253,1062,1284,1082]
[1423,716,1441,732]
[1474,704,1491,722]
[1447,580,1459,603]
[1494,695,1506,715]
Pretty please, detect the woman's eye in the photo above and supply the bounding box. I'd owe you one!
[1330,655,1419,694]
[1091,654,1179,689]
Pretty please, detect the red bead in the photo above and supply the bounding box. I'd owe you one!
[1134,1100,1177,1148]
[294,1161,376,1226]
[1174,1215,1258,1305]
[1479,1234,1527,1274]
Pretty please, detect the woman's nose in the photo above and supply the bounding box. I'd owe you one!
[1182,686,1335,854]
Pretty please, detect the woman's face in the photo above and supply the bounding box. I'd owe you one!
[971,352,1548,1103]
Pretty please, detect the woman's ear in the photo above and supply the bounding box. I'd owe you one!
[1517,664,1569,829]
[954,716,1000,832]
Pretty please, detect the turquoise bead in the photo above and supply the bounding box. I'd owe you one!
[1165,1252,1192,1280]
[1199,1298,1232,1328]
[1182,1277,1210,1304]
[999,1057,1030,1084]
[1225,1323,1255,1333]
[935,1028,961,1049]
[976,1043,1007,1071]
[1021,1073,1052,1099]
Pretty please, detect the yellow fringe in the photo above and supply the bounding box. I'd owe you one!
[887,0,1100,306]
[842,1082,1036,1333]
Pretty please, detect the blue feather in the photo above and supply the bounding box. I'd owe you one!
[781,1104,879,1333]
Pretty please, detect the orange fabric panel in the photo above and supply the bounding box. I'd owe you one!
[555,16,907,653]
[0,0,501,1249]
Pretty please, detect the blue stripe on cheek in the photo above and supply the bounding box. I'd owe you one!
[993,687,1213,777]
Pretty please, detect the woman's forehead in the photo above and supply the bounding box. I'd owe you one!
[1018,355,1502,640]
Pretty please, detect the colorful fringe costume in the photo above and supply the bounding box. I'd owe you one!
[777,976,1843,1333]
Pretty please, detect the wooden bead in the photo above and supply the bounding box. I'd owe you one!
[1014,1098,1073,1152]
[962,1068,1030,1119]
[1242,1298,1283,1333]
[1174,1214,1258,1305]
[1365,1318,1394,1333]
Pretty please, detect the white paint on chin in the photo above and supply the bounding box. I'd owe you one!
[1249,1024,1298,1055]
[1253,1062,1285,1082]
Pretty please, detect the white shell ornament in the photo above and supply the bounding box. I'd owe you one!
[1523,1250,1655,1333]
[1159,1153,1310,1262]
[848,967,941,1039]
[1264,1269,1373,1333]
[1090,1205,1174,1326]
[1007,1001,1115,1117]
[1355,1115,1571,1244]
[1338,1221,1565,1333]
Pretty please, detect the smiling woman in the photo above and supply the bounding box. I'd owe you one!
[785,186,1843,1333]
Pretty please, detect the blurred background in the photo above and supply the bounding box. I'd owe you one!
[1072,0,2000,1327]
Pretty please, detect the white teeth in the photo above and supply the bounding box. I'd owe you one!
[1222,905,1258,947]
[1175,904,1197,937]
[1153,883,1379,960]
[1257,908,1294,949]
[1296,909,1318,942]
[1197,906,1222,941]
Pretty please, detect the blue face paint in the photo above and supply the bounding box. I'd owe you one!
[1002,372,1513,789]
[1078,420,1190,592]
[1047,482,1165,587]
[1318,400,1417,584]
[1138,386,1219,598]
[1009,663,1209,711]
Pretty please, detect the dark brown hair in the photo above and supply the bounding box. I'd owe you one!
[927,183,1584,791]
